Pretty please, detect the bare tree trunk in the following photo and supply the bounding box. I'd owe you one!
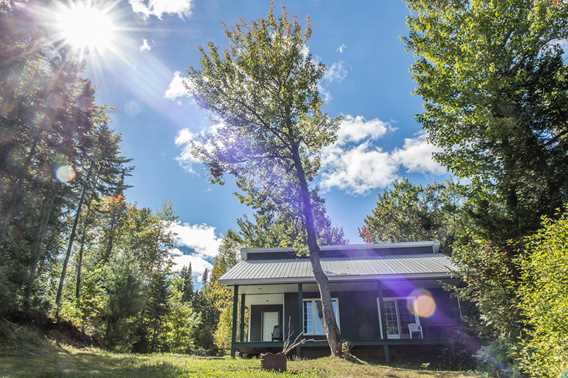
[0,135,40,241]
[75,200,92,306]
[291,146,342,356]
[55,181,88,321]
[23,186,55,311]
[103,170,126,261]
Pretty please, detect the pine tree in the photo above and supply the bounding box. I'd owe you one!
[180,264,193,303]
[201,268,208,287]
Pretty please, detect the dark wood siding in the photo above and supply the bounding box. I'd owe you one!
[337,291,380,342]
[281,285,460,343]
[284,293,299,339]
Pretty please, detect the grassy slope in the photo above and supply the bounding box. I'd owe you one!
[0,344,481,378]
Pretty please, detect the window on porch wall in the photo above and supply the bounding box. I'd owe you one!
[303,298,339,335]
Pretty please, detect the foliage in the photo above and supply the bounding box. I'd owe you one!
[473,340,522,378]
[405,0,568,344]
[103,254,145,351]
[517,208,568,377]
[360,179,461,250]
[185,5,343,354]
[179,264,194,303]
[203,232,240,353]
[160,279,201,354]
[214,305,234,353]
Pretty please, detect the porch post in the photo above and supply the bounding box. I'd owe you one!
[239,293,246,342]
[230,285,239,358]
[297,283,303,358]
[377,281,390,363]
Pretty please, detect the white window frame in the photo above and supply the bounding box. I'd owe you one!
[376,296,422,339]
[302,297,340,336]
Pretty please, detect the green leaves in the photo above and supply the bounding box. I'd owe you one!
[360,179,460,249]
[518,208,568,377]
[185,7,338,211]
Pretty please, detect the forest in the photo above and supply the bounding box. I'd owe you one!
[1,1,568,377]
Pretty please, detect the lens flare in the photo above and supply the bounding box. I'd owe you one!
[55,165,76,183]
[410,289,436,318]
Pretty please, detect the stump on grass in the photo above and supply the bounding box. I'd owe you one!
[260,352,287,372]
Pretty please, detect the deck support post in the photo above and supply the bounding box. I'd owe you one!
[239,293,246,342]
[297,283,303,359]
[230,285,239,358]
[377,281,390,363]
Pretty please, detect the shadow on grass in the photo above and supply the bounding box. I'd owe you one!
[0,348,184,378]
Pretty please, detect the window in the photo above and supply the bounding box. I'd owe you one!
[303,298,339,335]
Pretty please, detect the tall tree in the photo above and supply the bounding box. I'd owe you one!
[55,122,129,321]
[186,7,342,354]
[406,0,568,340]
[180,264,194,303]
[360,180,461,250]
[201,268,208,287]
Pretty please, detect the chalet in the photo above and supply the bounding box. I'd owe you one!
[219,241,464,362]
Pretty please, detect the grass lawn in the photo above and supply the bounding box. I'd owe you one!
[0,344,481,378]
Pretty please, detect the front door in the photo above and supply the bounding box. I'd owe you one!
[262,311,279,342]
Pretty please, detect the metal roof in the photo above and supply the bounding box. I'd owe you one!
[219,253,455,285]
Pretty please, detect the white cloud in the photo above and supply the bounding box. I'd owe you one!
[392,134,446,174]
[320,116,446,195]
[139,38,151,52]
[336,44,347,54]
[321,143,399,195]
[168,222,222,258]
[336,115,390,145]
[175,122,224,172]
[164,71,193,100]
[174,128,200,166]
[169,253,213,281]
[129,0,192,19]
[323,61,348,83]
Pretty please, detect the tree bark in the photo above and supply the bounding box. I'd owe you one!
[0,135,40,241]
[75,200,92,305]
[23,186,55,311]
[291,146,342,356]
[55,180,88,321]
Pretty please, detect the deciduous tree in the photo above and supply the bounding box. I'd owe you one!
[186,7,342,354]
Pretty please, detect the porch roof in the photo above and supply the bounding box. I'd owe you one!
[219,253,455,285]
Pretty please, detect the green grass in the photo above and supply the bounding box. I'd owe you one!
[0,344,481,378]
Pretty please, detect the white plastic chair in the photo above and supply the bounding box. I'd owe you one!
[408,323,423,339]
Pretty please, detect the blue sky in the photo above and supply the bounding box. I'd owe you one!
[84,0,447,278]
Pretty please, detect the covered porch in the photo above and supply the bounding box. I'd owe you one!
[229,279,462,362]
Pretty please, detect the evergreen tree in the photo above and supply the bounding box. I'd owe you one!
[180,264,193,303]
[360,180,461,251]
[201,268,209,287]
[145,271,170,352]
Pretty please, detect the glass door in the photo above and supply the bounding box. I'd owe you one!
[383,299,401,339]
[262,311,279,342]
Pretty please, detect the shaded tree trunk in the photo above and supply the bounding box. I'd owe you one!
[55,180,88,321]
[291,145,342,356]
[0,135,40,241]
[75,200,93,306]
[23,185,56,311]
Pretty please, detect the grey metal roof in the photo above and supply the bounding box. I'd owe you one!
[219,254,455,285]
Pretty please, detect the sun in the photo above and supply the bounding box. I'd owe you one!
[55,2,116,53]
